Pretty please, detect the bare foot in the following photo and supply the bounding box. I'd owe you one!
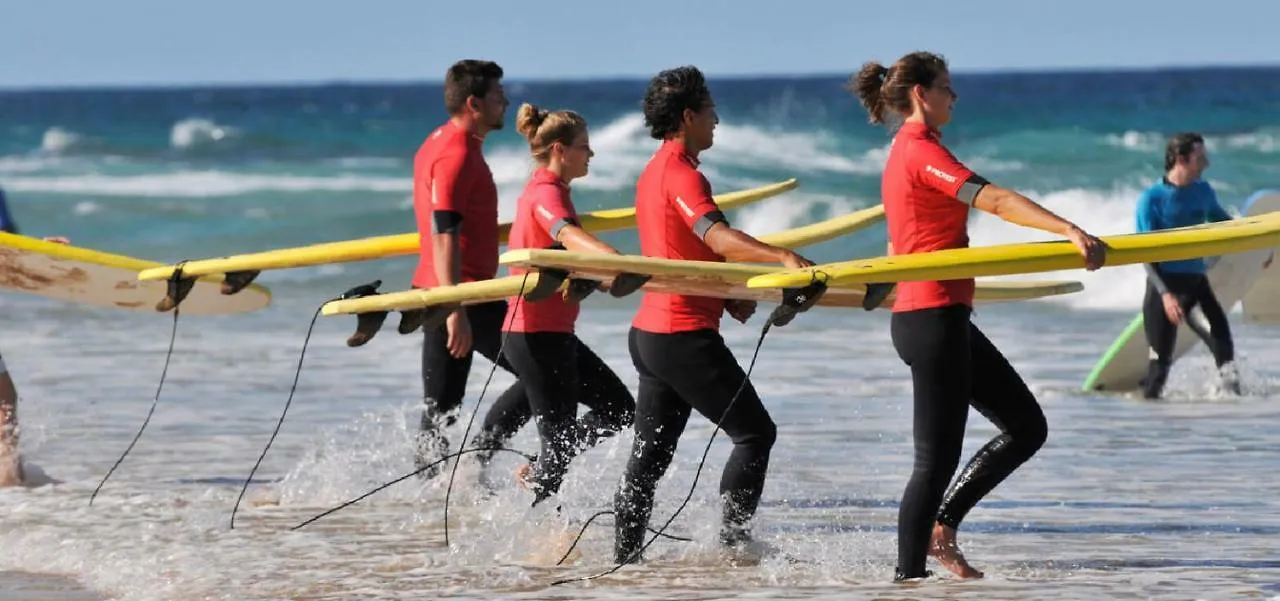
[928,523,984,579]
[514,463,532,490]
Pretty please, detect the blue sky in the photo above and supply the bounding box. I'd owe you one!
[4,0,1277,88]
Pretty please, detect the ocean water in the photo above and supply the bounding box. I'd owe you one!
[1,66,1280,600]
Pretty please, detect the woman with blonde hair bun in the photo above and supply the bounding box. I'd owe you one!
[476,102,636,507]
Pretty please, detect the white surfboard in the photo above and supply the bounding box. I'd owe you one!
[0,233,272,316]
[1241,190,1280,323]
[1082,191,1277,392]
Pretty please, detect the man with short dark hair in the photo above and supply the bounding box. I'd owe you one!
[612,65,813,563]
[1136,132,1239,399]
[410,60,525,474]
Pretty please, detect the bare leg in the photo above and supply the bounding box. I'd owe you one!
[928,523,984,578]
[0,368,23,487]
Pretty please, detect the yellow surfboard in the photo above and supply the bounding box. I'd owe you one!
[744,212,1280,290]
[135,178,800,283]
[494,249,1083,309]
[0,233,271,316]
[321,205,889,318]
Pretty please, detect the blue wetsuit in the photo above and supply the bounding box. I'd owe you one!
[1135,178,1237,398]
[0,188,18,234]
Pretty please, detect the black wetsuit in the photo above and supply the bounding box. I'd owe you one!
[417,300,527,472]
[890,304,1048,580]
[479,331,634,504]
[613,327,777,562]
[1140,265,1236,399]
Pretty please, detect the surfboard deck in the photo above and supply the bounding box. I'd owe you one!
[1240,190,1280,323]
[321,205,890,318]
[0,233,272,316]
[135,178,800,282]
[744,211,1280,290]
[495,249,1083,309]
[323,269,1083,316]
[1082,196,1279,392]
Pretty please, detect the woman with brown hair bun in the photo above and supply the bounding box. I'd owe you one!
[849,51,1107,581]
[479,102,635,507]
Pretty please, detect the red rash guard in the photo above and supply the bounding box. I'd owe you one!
[411,120,500,289]
[632,139,729,333]
[503,167,581,333]
[881,121,988,312]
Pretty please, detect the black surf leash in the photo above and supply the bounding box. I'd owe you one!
[548,272,829,587]
[226,280,388,529]
[90,262,265,506]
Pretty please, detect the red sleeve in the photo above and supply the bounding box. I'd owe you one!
[666,165,722,233]
[427,149,473,214]
[530,184,577,238]
[907,138,978,200]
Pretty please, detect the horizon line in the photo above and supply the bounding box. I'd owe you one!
[2,60,1278,94]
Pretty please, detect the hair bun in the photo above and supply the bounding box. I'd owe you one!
[515,103,549,141]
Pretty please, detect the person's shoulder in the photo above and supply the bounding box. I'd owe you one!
[1138,180,1169,201]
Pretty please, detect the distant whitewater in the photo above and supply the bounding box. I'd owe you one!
[2,67,1279,311]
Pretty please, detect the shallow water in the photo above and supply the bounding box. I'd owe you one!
[2,290,1278,601]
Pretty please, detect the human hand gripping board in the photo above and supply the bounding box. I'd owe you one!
[316,202,892,346]
[132,178,800,312]
[743,211,1280,294]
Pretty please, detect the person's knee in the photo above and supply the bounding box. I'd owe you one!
[1018,409,1049,456]
[728,412,776,450]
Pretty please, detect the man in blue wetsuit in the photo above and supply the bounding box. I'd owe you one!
[0,186,19,234]
[1136,132,1239,399]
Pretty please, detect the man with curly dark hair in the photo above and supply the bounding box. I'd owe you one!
[611,65,814,563]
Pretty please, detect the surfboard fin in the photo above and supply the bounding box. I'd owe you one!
[397,305,457,335]
[608,273,651,298]
[331,280,387,347]
[156,265,196,312]
[861,282,895,311]
[565,278,599,302]
[348,312,388,347]
[527,269,569,302]
[768,280,828,328]
[221,270,261,295]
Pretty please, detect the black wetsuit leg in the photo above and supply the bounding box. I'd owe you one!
[473,333,635,465]
[936,323,1048,526]
[499,332,635,505]
[418,300,526,470]
[614,328,776,563]
[1141,272,1236,399]
[890,304,1047,580]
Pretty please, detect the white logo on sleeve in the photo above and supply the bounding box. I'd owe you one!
[675,196,696,217]
[925,164,958,184]
[536,205,556,221]
[430,179,439,206]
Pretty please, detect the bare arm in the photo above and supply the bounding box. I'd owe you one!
[972,183,1081,237]
[556,224,619,255]
[431,232,462,286]
[703,222,794,264]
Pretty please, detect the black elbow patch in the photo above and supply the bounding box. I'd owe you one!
[692,210,728,240]
[432,210,463,234]
[956,174,989,205]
